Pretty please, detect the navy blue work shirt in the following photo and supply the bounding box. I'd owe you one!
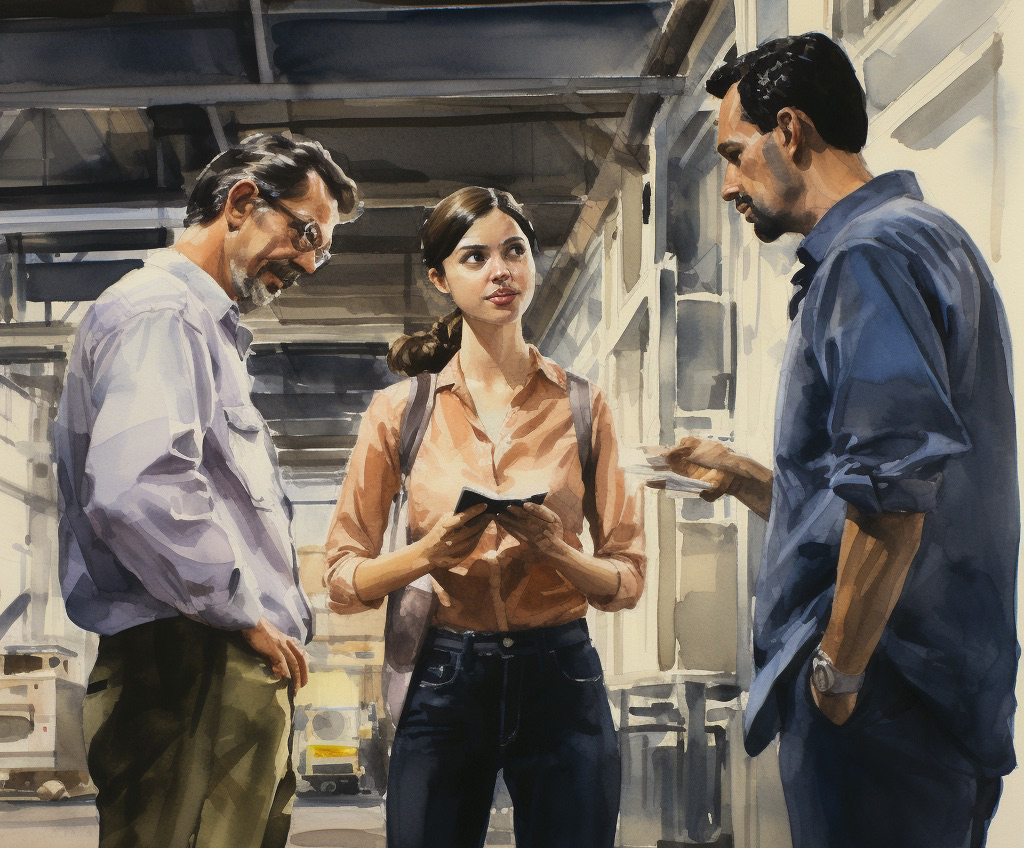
[743,172,1019,776]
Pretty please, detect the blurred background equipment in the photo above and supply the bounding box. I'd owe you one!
[0,644,89,799]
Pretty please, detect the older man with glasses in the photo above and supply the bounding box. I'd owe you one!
[55,133,358,848]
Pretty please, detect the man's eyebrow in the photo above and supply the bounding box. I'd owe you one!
[717,142,738,155]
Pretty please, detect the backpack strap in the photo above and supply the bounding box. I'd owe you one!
[386,371,438,550]
[399,371,438,477]
[566,370,594,490]
[382,371,439,726]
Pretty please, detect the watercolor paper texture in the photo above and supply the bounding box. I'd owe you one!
[0,1,1021,845]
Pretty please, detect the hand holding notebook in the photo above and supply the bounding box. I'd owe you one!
[454,487,547,515]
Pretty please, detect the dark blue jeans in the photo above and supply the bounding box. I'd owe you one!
[779,652,1002,848]
[386,618,621,848]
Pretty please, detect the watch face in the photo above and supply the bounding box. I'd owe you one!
[811,660,833,693]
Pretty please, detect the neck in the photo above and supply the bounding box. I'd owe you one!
[172,222,236,300]
[795,148,873,234]
[458,316,532,387]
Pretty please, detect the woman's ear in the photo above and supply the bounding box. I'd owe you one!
[428,267,449,295]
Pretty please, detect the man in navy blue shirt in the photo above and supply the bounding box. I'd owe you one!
[667,32,1018,847]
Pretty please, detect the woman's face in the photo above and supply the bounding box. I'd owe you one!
[428,209,536,327]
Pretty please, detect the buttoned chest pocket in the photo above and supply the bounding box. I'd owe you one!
[222,405,279,511]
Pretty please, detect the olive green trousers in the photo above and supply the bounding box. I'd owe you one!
[84,616,295,848]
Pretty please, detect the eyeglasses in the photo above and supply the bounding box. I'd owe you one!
[259,194,332,270]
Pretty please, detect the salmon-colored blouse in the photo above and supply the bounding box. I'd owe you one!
[324,346,645,631]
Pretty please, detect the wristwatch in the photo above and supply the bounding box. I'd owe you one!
[810,647,865,695]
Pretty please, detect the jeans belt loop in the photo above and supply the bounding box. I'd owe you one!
[462,631,476,671]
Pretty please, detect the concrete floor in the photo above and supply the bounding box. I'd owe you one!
[0,792,518,848]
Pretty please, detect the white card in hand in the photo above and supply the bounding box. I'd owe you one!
[623,465,713,492]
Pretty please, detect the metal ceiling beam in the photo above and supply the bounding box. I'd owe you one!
[0,77,689,110]
[246,322,419,345]
[249,341,391,357]
[255,93,633,125]
[0,324,75,352]
[526,0,721,339]
[272,435,357,452]
[0,206,187,233]
[0,109,31,160]
[277,448,351,469]
[249,0,274,85]
[206,106,230,152]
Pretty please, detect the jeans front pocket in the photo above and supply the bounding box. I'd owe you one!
[417,647,461,689]
[550,639,604,684]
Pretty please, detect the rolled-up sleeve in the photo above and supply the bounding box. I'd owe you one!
[324,386,405,613]
[84,309,264,630]
[583,386,647,611]
[812,240,971,515]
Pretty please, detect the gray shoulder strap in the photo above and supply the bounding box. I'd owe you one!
[565,370,594,486]
[398,371,437,477]
[383,371,440,727]
[386,372,438,552]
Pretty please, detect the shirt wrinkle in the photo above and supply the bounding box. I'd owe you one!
[747,171,1019,774]
[55,250,312,641]
[325,350,646,631]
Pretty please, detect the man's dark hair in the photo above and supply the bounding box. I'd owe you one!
[184,133,358,227]
[706,32,868,153]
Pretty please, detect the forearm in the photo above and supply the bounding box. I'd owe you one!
[349,537,436,601]
[548,541,622,599]
[819,504,925,673]
[726,458,773,521]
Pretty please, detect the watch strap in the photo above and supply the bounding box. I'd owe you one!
[811,648,866,695]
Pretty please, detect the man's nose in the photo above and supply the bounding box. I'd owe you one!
[294,251,317,274]
[721,165,740,202]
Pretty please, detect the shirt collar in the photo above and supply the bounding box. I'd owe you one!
[789,171,922,319]
[146,248,252,357]
[797,170,923,267]
[436,344,565,394]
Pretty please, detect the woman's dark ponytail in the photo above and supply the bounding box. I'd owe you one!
[387,308,463,377]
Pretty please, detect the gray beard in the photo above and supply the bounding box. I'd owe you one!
[230,261,279,313]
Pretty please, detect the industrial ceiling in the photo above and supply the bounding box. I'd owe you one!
[0,0,714,469]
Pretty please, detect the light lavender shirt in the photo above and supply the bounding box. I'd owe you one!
[55,249,312,641]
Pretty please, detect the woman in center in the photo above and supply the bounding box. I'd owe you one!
[324,186,645,847]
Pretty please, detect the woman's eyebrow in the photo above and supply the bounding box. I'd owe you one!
[456,237,525,252]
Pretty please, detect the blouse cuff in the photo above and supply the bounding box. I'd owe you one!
[588,559,631,612]
[325,558,385,614]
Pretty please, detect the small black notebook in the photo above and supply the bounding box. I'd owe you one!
[454,487,547,515]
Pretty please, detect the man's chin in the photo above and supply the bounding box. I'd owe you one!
[234,279,279,313]
[752,220,786,243]
[236,296,268,314]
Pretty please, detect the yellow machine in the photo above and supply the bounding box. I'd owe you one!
[295,704,370,795]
